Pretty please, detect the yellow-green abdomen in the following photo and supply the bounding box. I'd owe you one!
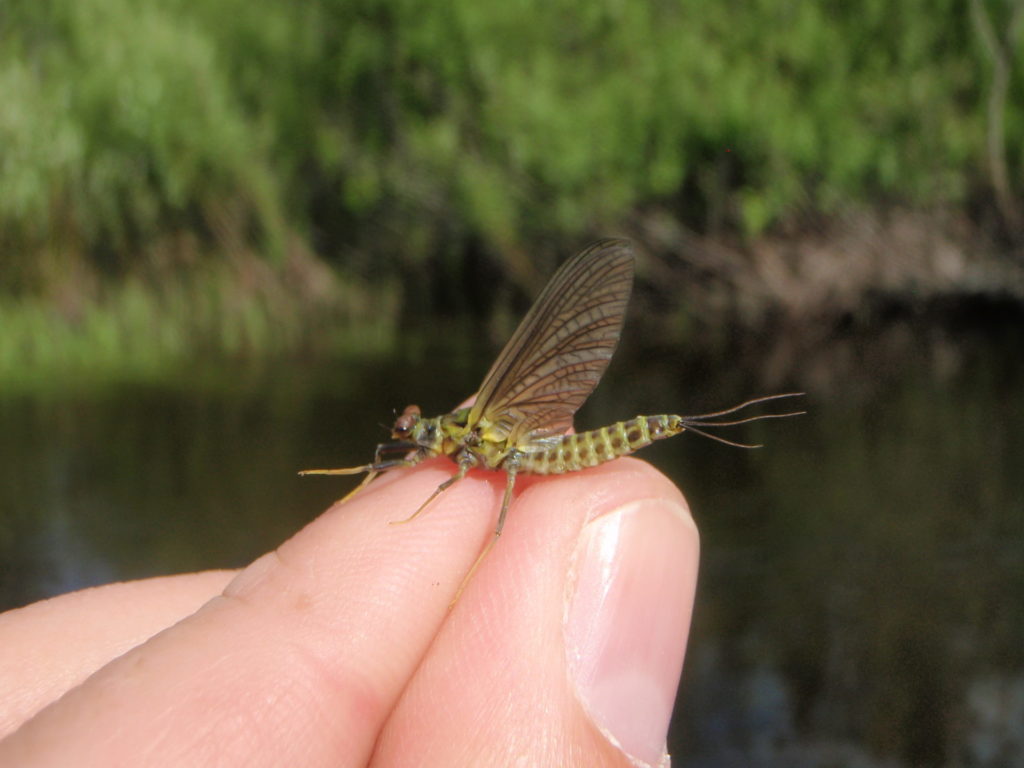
[519,415,684,475]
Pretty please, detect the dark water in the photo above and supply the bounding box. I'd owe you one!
[1,313,1022,766]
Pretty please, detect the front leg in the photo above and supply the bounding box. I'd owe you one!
[298,440,420,477]
[300,442,425,503]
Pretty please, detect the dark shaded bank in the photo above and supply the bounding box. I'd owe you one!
[4,205,1024,393]
[631,207,1024,333]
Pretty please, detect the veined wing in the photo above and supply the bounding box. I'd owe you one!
[468,239,634,445]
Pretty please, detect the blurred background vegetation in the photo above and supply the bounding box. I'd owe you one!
[3,0,1023,385]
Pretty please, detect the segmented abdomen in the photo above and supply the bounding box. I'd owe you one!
[519,415,683,475]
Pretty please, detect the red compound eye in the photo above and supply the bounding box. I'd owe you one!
[392,404,421,438]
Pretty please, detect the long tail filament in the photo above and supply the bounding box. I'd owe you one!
[681,392,805,449]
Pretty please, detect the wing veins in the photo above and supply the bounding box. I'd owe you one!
[467,239,635,444]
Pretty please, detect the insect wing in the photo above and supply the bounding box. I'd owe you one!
[468,239,635,444]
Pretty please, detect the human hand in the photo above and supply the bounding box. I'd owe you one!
[0,457,698,767]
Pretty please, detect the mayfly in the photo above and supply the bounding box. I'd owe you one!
[301,239,803,601]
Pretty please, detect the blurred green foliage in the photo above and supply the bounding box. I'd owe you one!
[0,0,1020,382]
[2,0,1012,278]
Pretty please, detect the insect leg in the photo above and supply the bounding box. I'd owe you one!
[335,457,417,502]
[390,451,479,526]
[301,444,426,502]
[298,464,378,476]
[493,465,519,538]
[298,440,418,477]
[336,444,427,500]
[449,462,520,609]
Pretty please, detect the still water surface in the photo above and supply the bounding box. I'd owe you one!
[1,313,1021,766]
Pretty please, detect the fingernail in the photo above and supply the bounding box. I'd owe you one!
[565,498,699,767]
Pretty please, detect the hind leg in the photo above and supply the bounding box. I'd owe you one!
[449,466,518,608]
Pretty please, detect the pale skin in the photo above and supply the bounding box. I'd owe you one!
[0,457,699,768]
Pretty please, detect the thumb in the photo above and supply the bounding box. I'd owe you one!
[373,458,699,767]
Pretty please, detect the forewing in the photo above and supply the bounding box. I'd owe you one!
[468,239,634,444]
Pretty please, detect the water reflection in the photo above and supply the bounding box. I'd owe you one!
[0,315,1021,766]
